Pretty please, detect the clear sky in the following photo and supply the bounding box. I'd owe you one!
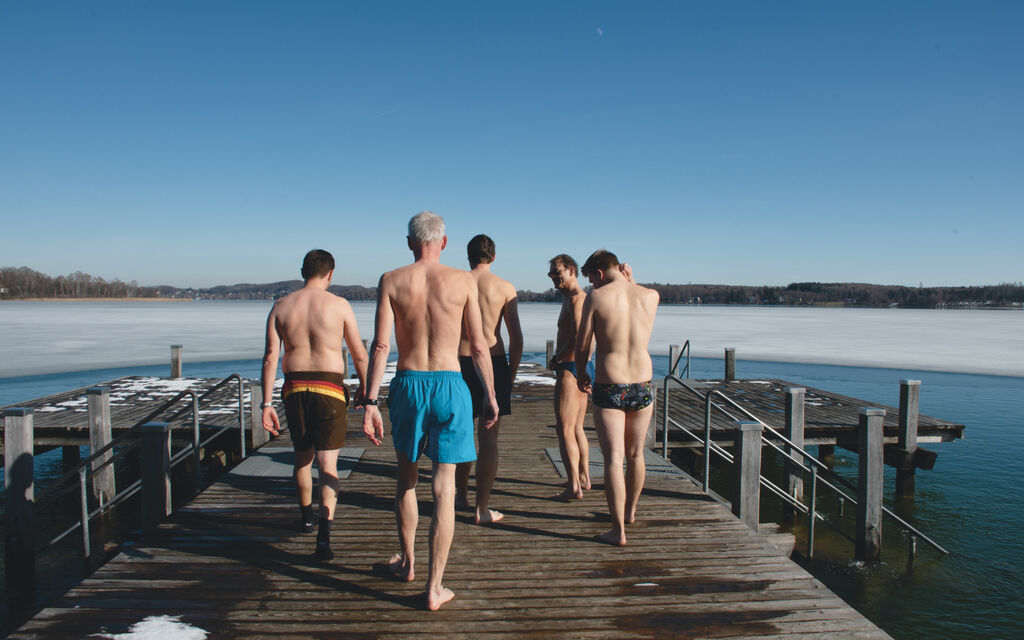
[2,1,1021,291]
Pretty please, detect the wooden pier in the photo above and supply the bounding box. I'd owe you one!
[9,381,892,639]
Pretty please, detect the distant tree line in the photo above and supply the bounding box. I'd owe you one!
[0,266,156,298]
[2,266,1022,308]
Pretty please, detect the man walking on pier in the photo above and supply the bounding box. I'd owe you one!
[574,250,659,546]
[547,254,594,501]
[261,249,369,561]
[455,234,523,524]
[362,211,498,611]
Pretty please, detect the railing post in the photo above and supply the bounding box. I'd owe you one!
[661,379,669,458]
[856,408,885,562]
[250,382,270,449]
[170,344,183,378]
[546,340,555,370]
[341,345,349,379]
[669,344,681,377]
[87,387,115,504]
[237,377,246,459]
[141,422,172,536]
[732,421,762,530]
[4,408,36,606]
[724,348,736,381]
[896,379,921,497]
[783,387,805,523]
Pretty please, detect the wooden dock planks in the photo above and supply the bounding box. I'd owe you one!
[11,383,891,639]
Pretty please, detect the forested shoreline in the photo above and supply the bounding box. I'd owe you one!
[2,266,1021,309]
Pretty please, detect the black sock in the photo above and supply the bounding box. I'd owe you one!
[301,504,315,523]
[315,518,334,560]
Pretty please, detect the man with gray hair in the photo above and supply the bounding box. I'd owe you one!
[362,210,498,611]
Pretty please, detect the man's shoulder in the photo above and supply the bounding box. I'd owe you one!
[481,271,516,295]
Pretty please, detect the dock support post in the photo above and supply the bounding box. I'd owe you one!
[856,408,885,562]
[818,444,835,464]
[733,421,762,530]
[342,346,349,379]
[141,422,172,536]
[87,387,115,504]
[896,380,921,497]
[62,445,81,471]
[170,345,183,378]
[783,387,805,523]
[724,348,736,381]
[250,383,270,449]
[546,340,555,370]
[669,344,681,377]
[4,408,36,606]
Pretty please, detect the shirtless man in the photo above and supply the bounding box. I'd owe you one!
[547,254,594,501]
[455,234,523,524]
[261,249,369,561]
[574,250,659,546]
[362,211,498,611]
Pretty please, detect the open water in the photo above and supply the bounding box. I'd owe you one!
[1,301,1022,639]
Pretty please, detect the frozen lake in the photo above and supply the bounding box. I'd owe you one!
[0,300,1021,378]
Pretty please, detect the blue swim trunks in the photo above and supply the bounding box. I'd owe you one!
[556,360,596,380]
[387,370,476,464]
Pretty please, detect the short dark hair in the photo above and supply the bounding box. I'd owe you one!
[301,249,335,280]
[549,254,578,277]
[467,234,495,266]
[581,249,619,278]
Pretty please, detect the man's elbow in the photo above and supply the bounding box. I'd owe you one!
[371,340,390,356]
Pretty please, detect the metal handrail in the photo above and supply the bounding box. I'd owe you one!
[32,374,249,560]
[660,369,949,556]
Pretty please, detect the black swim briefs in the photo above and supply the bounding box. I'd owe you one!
[459,354,512,418]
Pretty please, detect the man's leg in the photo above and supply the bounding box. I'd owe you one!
[573,388,591,491]
[455,461,472,509]
[427,461,457,610]
[594,407,628,546]
[623,405,653,524]
[474,418,503,523]
[293,447,316,532]
[313,448,341,560]
[552,371,584,500]
[389,451,418,582]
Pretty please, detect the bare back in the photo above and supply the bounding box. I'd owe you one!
[381,262,476,372]
[270,287,353,374]
[459,269,517,357]
[588,279,659,383]
[554,289,586,360]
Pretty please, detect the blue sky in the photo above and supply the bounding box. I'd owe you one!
[2,1,1021,291]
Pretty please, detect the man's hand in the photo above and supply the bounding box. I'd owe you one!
[351,384,366,409]
[481,394,500,430]
[576,371,593,395]
[262,406,281,436]
[362,405,384,446]
[619,262,634,283]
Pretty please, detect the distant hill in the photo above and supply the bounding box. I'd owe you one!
[2,266,1022,308]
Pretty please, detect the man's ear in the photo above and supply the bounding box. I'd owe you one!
[441,235,448,250]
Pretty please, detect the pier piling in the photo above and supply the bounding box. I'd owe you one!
[669,343,681,376]
[857,408,885,562]
[87,387,115,504]
[545,339,554,370]
[733,421,762,530]
[725,347,736,381]
[783,387,806,523]
[896,380,921,497]
[170,345,183,378]
[249,383,269,449]
[141,422,172,536]
[4,408,36,606]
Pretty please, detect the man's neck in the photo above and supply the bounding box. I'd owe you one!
[303,277,331,290]
[471,262,492,273]
[559,282,583,297]
[412,242,443,264]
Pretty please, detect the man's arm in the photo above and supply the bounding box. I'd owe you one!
[260,304,282,436]
[465,282,499,429]
[341,301,369,403]
[503,291,523,380]
[362,275,393,446]
[574,294,596,394]
[552,297,580,364]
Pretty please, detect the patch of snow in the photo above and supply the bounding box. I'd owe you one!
[92,615,208,640]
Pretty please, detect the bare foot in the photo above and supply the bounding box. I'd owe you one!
[475,508,504,524]
[386,553,414,582]
[580,475,592,491]
[596,528,627,546]
[550,488,583,502]
[626,508,637,525]
[454,492,471,510]
[426,585,455,611]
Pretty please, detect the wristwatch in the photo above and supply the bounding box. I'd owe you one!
[260,402,273,409]
[364,398,378,406]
